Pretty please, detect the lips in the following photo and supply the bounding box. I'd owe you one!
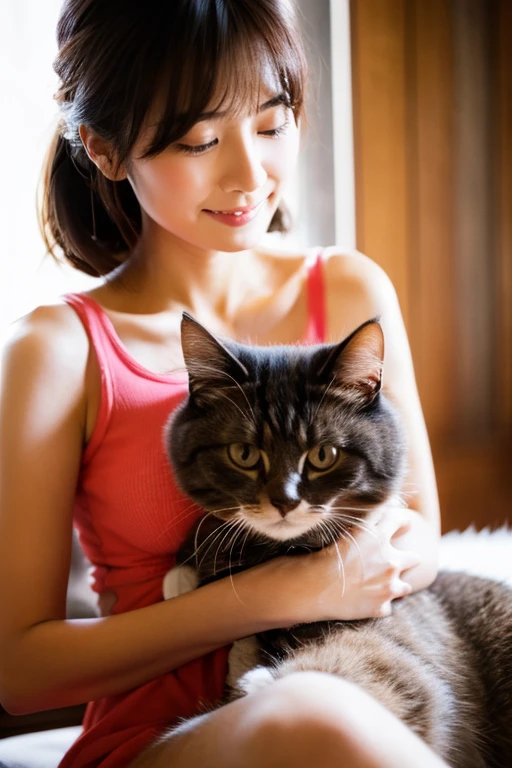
[205,201,261,215]
[210,209,246,216]
[203,198,267,227]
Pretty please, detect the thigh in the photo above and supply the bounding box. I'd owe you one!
[129,672,351,768]
[128,683,293,768]
[128,672,450,768]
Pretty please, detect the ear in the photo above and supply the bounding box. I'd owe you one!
[78,124,127,181]
[180,313,249,401]
[317,319,384,407]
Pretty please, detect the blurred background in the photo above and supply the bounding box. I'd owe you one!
[0,0,510,533]
[349,0,511,533]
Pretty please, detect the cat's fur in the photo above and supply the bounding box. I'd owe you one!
[164,313,512,768]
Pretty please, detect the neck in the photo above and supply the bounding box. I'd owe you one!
[108,219,257,324]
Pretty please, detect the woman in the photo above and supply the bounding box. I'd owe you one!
[0,1,444,765]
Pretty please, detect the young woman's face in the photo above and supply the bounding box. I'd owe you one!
[126,91,300,253]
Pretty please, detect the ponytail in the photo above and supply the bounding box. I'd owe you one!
[38,123,141,277]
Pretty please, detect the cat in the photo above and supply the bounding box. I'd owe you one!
[163,312,512,768]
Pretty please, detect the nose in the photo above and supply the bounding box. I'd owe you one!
[219,133,267,194]
[267,471,301,517]
[270,498,301,518]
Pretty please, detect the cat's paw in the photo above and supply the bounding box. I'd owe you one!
[236,666,276,696]
[162,565,199,600]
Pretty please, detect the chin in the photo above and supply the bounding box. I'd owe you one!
[246,513,320,542]
[212,227,273,253]
[203,199,280,252]
[256,521,320,542]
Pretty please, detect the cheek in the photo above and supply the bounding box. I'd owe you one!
[275,127,299,181]
[266,127,300,186]
[127,157,209,222]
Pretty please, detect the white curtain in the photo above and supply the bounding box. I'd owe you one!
[0,0,354,339]
[0,0,97,340]
[330,0,355,249]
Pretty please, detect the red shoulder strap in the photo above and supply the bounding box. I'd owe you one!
[303,250,326,344]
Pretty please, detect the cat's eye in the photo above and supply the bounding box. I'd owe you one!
[307,444,339,471]
[227,443,261,470]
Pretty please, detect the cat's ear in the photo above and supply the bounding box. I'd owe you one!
[180,313,249,401]
[316,319,384,407]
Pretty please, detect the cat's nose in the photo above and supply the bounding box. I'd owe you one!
[270,499,301,518]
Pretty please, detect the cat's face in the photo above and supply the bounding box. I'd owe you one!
[166,315,405,544]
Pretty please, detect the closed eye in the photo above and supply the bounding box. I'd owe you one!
[259,117,291,139]
[175,117,291,156]
[175,138,219,156]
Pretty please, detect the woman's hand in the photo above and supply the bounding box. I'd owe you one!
[249,507,421,626]
[333,506,422,619]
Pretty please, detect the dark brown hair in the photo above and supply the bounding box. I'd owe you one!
[39,0,308,277]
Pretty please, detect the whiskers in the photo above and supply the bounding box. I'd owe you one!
[310,373,338,423]
[309,504,379,541]
[395,484,419,508]
[209,389,254,427]
[187,362,256,426]
[307,503,384,591]
[302,512,349,596]
[152,499,204,543]
[183,506,262,604]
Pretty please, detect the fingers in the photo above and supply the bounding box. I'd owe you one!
[380,548,421,577]
[384,576,412,600]
[399,549,422,571]
[376,570,412,599]
[376,601,392,617]
[383,546,421,573]
[373,578,412,618]
[392,578,412,598]
[378,509,413,540]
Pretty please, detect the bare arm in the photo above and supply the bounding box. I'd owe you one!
[0,307,280,714]
[324,251,441,592]
[0,303,418,716]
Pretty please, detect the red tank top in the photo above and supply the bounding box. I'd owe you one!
[59,250,326,767]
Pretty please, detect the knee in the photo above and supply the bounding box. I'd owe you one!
[251,669,370,727]
[241,671,372,767]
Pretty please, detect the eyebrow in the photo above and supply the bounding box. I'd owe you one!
[196,94,289,123]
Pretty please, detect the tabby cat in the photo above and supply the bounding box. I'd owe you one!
[163,313,512,768]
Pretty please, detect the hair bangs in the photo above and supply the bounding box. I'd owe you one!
[141,0,307,159]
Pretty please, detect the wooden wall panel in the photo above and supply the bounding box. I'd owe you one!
[452,0,495,435]
[496,0,512,432]
[434,443,511,531]
[350,0,512,531]
[350,0,410,326]
[411,0,457,437]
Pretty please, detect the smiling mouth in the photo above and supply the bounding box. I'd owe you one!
[202,198,269,227]
[204,198,267,215]
[209,210,246,216]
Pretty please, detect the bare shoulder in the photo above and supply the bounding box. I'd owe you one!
[1,301,89,407]
[323,248,394,291]
[321,248,416,389]
[3,301,87,359]
[321,248,399,339]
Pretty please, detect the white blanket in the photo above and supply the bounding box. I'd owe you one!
[438,526,512,586]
